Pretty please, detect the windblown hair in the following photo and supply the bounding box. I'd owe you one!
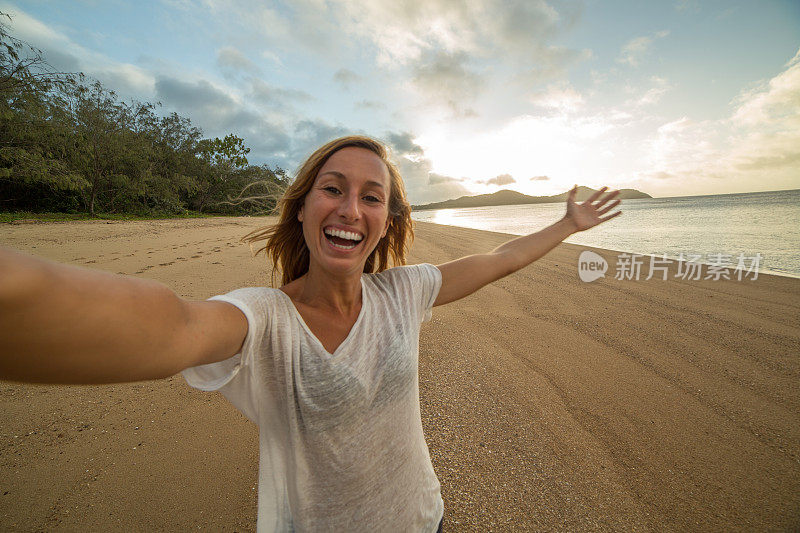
[241,135,414,286]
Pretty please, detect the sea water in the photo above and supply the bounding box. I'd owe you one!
[411,188,800,278]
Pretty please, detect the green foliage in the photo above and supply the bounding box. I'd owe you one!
[0,12,288,219]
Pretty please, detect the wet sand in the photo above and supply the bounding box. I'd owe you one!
[1,216,798,531]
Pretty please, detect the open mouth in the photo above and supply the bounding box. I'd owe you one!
[323,227,364,250]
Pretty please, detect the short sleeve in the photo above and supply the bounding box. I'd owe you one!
[180,288,270,425]
[415,263,442,322]
[378,263,442,323]
[180,287,267,391]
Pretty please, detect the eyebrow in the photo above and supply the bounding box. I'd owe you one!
[318,170,386,190]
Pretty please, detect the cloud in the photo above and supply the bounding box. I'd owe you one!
[250,78,313,110]
[727,48,800,174]
[252,3,343,55]
[154,75,292,158]
[338,0,574,65]
[481,173,516,186]
[516,46,593,86]
[384,131,470,203]
[530,175,550,181]
[333,68,361,87]
[617,30,669,67]
[155,77,237,113]
[411,50,484,116]
[634,76,672,106]
[242,0,588,115]
[290,119,355,160]
[731,49,800,128]
[217,46,259,74]
[385,131,424,157]
[416,111,621,195]
[674,0,699,12]
[164,0,589,119]
[354,100,386,110]
[4,5,155,97]
[637,48,800,194]
[3,5,298,165]
[530,81,585,112]
[644,116,718,174]
[428,173,463,185]
[260,49,283,66]
[647,171,678,180]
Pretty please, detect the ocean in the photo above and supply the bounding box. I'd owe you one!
[411,188,800,279]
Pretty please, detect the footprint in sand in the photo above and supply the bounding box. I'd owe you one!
[191,255,201,259]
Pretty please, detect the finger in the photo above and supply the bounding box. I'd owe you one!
[597,198,621,215]
[594,189,620,208]
[598,210,622,223]
[584,186,608,205]
[567,184,577,202]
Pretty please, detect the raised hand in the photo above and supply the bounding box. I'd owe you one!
[563,185,622,232]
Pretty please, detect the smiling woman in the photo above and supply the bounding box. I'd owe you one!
[241,136,414,287]
[296,148,393,276]
[0,134,621,532]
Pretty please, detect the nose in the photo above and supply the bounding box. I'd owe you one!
[337,192,360,221]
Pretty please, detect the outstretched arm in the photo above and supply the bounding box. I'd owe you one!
[0,247,248,385]
[434,186,621,306]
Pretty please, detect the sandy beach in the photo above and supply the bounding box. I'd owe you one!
[1,216,798,532]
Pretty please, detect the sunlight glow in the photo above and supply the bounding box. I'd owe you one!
[415,114,621,196]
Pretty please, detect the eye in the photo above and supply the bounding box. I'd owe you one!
[322,186,341,195]
[363,194,383,203]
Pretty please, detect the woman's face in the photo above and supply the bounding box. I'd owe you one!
[298,146,391,278]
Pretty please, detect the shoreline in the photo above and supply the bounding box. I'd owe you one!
[411,219,800,280]
[1,217,798,531]
[429,220,800,281]
[4,211,797,279]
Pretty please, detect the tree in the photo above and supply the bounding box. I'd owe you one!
[66,80,137,215]
[191,134,250,213]
[0,11,288,217]
[0,12,85,211]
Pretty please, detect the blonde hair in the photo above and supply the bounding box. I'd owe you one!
[242,135,414,286]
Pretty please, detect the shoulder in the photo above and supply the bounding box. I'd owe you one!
[207,287,286,323]
[208,286,281,304]
[366,264,442,298]
[369,263,439,286]
[366,264,442,323]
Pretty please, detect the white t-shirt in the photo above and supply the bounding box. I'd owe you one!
[181,263,444,532]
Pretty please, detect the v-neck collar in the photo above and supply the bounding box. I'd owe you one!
[276,277,368,358]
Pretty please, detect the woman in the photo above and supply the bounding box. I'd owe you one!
[0,135,621,531]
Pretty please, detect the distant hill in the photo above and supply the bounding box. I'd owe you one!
[412,186,651,211]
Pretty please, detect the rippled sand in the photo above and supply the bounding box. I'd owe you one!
[1,217,798,531]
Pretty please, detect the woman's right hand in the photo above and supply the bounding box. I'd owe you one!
[0,247,247,385]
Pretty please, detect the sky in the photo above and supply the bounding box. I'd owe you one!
[3,0,799,203]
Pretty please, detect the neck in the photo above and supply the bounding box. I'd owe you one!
[295,265,362,316]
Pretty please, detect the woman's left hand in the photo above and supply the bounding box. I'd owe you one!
[563,185,622,232]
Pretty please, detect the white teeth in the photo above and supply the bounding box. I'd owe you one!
[324,228,363,241]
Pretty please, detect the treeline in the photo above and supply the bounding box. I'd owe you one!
[0,13,288,217]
